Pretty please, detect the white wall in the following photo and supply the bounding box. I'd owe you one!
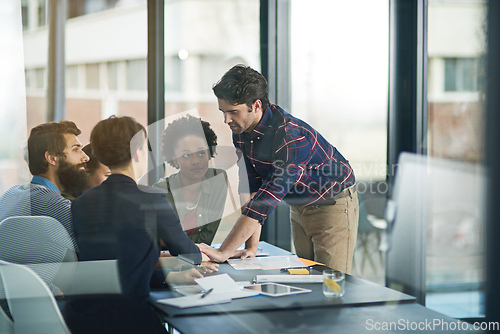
[428,1,485,57]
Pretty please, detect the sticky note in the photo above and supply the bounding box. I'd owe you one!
[287,268,310,275]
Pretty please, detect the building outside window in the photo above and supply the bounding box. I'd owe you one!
[126,59,146,91]
[444,57,483,92]
[426,0,486,319]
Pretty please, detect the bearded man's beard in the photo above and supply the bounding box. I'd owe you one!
[57,158,88,199]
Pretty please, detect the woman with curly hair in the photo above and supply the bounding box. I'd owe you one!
[154,115,228,245]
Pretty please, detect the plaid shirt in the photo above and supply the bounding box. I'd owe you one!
[234,104,355,223]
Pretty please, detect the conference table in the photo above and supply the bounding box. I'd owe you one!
[149,242,481,334]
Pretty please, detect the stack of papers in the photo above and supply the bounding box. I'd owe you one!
[157,274,258,308]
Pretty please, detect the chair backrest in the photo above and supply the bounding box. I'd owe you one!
[358,200,377,234]
[0,216,77,293]
[0,260,70,334]
[0,296,13,334]
[362,197,387,220]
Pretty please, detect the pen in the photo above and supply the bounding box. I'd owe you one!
[200,288,214,299]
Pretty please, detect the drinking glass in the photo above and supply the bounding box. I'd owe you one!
[323,269,345,297]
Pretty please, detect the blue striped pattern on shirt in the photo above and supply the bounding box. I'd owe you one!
[234,104,355,223]
[0,179,77,251]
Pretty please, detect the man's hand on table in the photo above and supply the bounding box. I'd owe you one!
[197,243,258,262]
[197,243,231,263]
[231,248,257,259]
[201,251,211,262]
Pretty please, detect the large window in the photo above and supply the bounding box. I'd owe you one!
[426,0,486,319]
[290,0,389,285]
[162,0,261,243]
[23,0,149,145]
[0,2,30,194]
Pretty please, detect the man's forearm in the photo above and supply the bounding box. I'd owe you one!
[245,223,261,251]
[240,191,260,251]
[218,214,261,259]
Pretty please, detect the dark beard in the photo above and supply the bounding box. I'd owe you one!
[57,158,88,200]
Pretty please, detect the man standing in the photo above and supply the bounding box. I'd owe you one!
[0,120,89,250]
[199,65,359,273]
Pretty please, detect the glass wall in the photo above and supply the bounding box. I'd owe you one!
[23,0,148,149]
[0,2,30,194]
[426,0,486,319]
[161,0,261,243]
[290,0,389,284]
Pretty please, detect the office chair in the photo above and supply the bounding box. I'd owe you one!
[0,293,14,334]
[355,198,388,275]
[0,260,71,334]
[0,216,77,294]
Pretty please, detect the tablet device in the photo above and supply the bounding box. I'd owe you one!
[244,283,311,297]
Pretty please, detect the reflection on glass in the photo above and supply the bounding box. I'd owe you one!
[21,0,259,190]
[426,0,486,318]
[153,115,228,245]
[23,0,150,147]
[162,0,260,243]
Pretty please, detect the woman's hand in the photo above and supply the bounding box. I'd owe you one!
[166,268,203,284]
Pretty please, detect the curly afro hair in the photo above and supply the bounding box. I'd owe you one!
[160,115,217,168]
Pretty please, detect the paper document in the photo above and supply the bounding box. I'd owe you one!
[254,275,323,284]
[157,293,231,308]
[171,280,253,296]
[157,274,258,308]
[195,274,259,299]
[227,255,306,270]
[170,284,203,296]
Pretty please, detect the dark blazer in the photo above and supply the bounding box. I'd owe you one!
[153,168,228,245]
[65,174,201,334]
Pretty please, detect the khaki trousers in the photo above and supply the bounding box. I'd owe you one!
[290,188,359,274]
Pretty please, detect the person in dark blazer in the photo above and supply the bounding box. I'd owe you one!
[64,116,207,334]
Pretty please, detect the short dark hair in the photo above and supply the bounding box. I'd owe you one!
[27,121,81,175]
[90,116,146,169]
[160,115,217,168]
[212,64,269,111]
[82,144,101,175]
